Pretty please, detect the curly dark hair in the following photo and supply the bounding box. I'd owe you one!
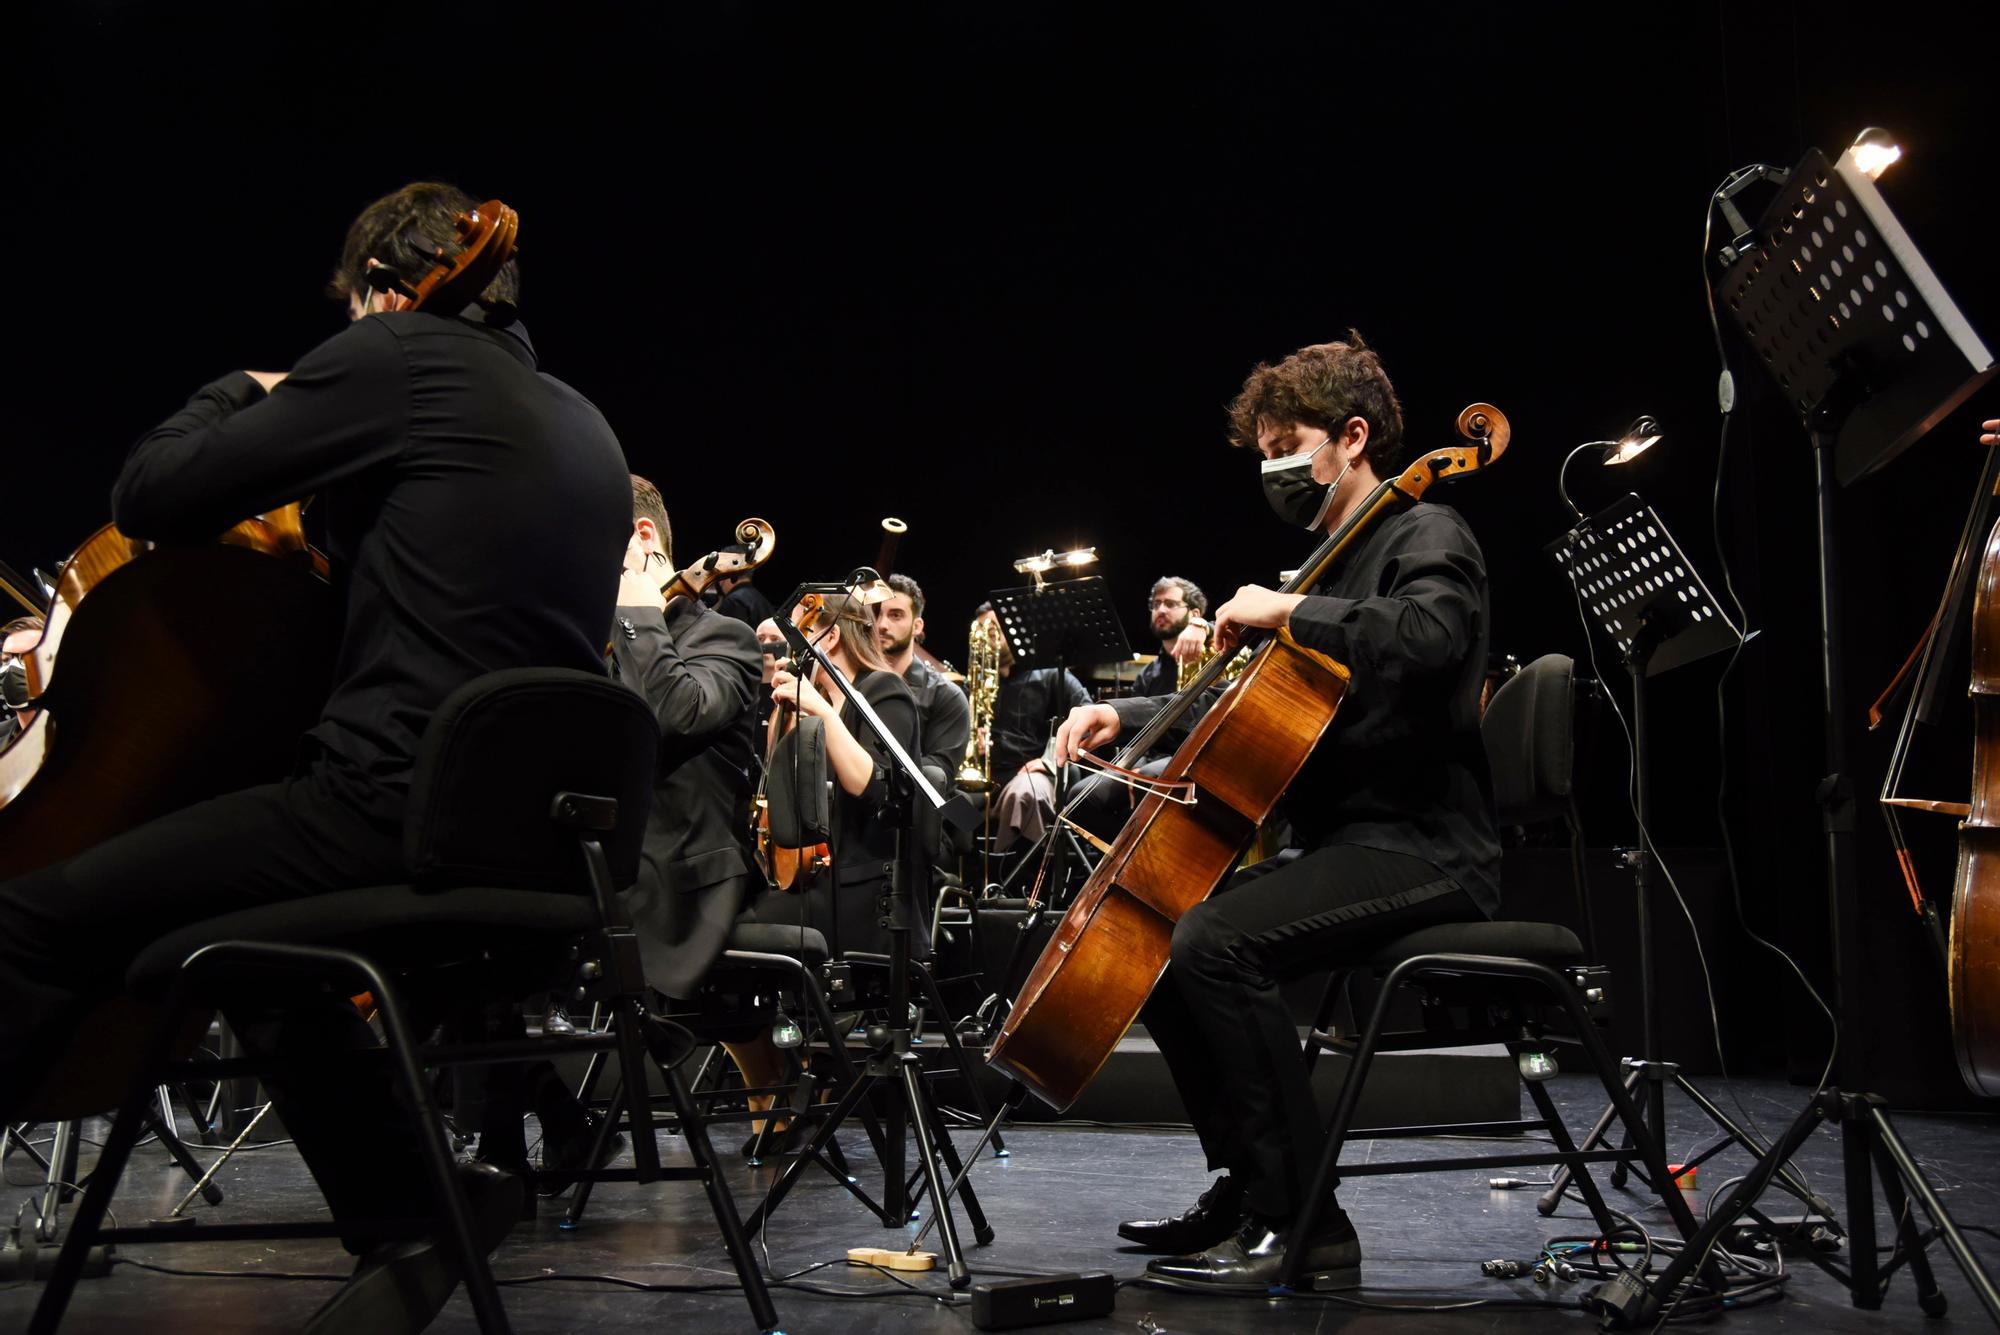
[1149,576,1207,618]
[885,573,926,620]
[1226,330,1405,471]
[328,182,520,310]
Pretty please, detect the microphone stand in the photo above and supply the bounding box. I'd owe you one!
[749,573,992,1287]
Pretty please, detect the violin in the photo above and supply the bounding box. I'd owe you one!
[756,592,833,890]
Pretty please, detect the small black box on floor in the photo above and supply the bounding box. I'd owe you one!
[969,1270,1115,1329]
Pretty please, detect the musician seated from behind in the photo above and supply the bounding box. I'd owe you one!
[1132,576,1214,697]
[876,573,971,795]
[1,616,44,749]
[1052,333,1500,1292]
[977,604,1092,851]
[472,474,764,1190]
[709,550,778,632]
[0,182,631,1333]
[729,592,922,1154]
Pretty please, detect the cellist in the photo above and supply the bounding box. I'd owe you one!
[1051,333,1502,1292]
[0,182,630,1333]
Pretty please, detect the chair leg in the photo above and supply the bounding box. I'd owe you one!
[665,1062,780,1331]
[1300,968,1346,1075]
[357,955,515,1335]
[909,960,1006,1156]
[611,998,662,1181]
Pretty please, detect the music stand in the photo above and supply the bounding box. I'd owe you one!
[987,576,1130,671]
[982,578,1128,904]
[1538,496,1818,1229]
[1601,146,2000,1328]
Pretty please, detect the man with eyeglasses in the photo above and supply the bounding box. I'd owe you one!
[1132,577,1215,699]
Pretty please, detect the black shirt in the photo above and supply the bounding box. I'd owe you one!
[990,666,1091,785]
[715,581,777,633]
[831,668,922,881]
[112,309,630,794]
[901,656,972,789]
[1111,502,1502,915]
[1132,653,1178,698]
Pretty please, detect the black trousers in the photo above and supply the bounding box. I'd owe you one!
[1142,842,1481,1221]
[0,758,430,1249]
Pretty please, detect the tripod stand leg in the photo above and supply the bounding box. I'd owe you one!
[3,1123,53,1174]
[1673,1072,1830,1218]
[1842,1105,1882,1308]
[145,1105,224,1205]
[910,961,1007,1156]
[1868,1103,1997,1322]
[904,1058,993,1246]
[1538,1067,1641,1215]
[741,1070,895,1234]
[900,1055,970,1288]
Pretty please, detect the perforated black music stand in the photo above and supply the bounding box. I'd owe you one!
[1717,148,1994,485]
[987,576,1130,671]
[1540,496,1791,1235]
[1607,147,2000,1328]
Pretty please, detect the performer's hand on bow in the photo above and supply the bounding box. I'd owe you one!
[1054,703,1121,764]
[1212,584,1305,655]
[1982,418,1999,447]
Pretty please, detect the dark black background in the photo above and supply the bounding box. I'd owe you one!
[12,3,1995,1101]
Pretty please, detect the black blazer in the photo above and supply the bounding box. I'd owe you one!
[610,598,762,997]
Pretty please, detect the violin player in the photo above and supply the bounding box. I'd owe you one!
[0,182,630,1334]
[1051,333,1503,1292]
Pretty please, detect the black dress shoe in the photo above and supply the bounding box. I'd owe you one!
[1117,1175,1246,1253]
[305,1163,523,1334]
[1143,1208,1362,1294]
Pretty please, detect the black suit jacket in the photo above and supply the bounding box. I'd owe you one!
[609,598,762,997]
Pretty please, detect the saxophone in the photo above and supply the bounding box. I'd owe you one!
[1176,615,1250,692]
[956,615,1003,791]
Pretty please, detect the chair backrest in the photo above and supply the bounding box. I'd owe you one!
[404,667,658,892]
[1480,653,1576,827]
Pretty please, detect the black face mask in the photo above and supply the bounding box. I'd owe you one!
[1260,441,1353,530]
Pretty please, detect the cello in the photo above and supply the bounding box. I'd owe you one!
[0,199,520,1118]
[987,404,1509,1109]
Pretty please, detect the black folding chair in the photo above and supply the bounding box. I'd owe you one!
[1279,654,1710,1292]
[26,667,779,1334]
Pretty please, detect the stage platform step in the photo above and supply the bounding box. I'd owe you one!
[969,1030,1521,1128]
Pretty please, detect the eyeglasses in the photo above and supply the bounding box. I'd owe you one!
[757,640,786,656]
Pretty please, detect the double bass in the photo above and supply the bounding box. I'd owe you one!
[0,200,520,1118]
[987,405,1509,1109]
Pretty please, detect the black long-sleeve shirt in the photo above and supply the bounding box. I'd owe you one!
[901,656,972,789]
[112,309,630,794]
[1110,502,1502,914]
[991,666,1091,785]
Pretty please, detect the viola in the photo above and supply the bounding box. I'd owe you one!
[756,593,834,890]
[987,405,1510,1110]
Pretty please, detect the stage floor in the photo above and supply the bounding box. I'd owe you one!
[5,1073,1999,1333]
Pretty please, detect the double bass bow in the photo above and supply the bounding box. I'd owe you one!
[987,404,1510,1110]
